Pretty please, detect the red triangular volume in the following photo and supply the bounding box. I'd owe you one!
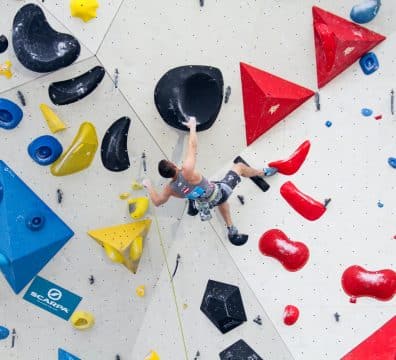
[313,6,386,89]
[341,316,396,360]
[240,62,314,146]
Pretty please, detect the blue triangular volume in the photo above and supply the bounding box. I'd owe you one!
[58,348,81,360]
[0,160,74,294]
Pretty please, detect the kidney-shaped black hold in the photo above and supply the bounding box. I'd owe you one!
[101,117,131,172]
[154,65,224,132]
[48,66,105,105]
[0,35,8,54]
[12,3,81,73]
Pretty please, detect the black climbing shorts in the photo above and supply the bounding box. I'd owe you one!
[214,170,241,206]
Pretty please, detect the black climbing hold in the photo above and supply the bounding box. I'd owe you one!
[89,275,95,285]
[200,279,247,334]
[334,312,340,322]
[253,315,262,325]
[219,339,263,360]
[12,4,80,73]
[48,66,105,105]
[154,65,223,132]
[233,156,270,192]
[228,232,248,246]
[101,116,130,172]
[0,35,8,54]
[56,189,63,204]
[224,86,231,104]
[17,91,26,107]
[237,195,244,205]
[199,0,204,7]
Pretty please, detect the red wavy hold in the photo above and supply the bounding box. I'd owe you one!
[269,140,311,175]
[280,181,326,221]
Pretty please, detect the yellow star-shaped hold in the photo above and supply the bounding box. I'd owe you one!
[70,0,99,22]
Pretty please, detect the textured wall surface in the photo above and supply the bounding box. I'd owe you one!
[0,0,395,359]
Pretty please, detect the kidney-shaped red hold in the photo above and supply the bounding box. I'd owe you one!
[280,181,327,221]
[341,265,396,302]
[283,305,299,326]
[259,229,309,272]
[269,140,311,175]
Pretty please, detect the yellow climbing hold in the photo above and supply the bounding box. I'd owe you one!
[119,192,130,200]
[144,351,160,360]
[39,104,67,133]
[136,285,145,297]
[128,197,149,220]
[129,235,143,261]
[70,0,99,22]
[131,180,144,190]
[70,311,95,330]
[51,122,98,176]
[0,60,12,79]
[87,219,151,273]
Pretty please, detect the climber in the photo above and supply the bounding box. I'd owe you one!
[142,116,277,245]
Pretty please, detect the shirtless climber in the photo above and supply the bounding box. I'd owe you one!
[142,116,277,245]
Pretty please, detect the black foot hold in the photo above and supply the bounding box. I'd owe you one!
[233,156,270,192]
[324,198,332,208]
[228,233,248,246]
[187,199,199,216]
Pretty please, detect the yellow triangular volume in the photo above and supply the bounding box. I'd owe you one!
[88,219,151,274]
[88,219,151,251]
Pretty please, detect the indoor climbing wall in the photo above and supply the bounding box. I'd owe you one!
[0,0,395,359]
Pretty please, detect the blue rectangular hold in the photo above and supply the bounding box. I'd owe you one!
[23,276,82,321]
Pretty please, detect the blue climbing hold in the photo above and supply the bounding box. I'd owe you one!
[0,326,10,340]
[0,98,23,130]
[377,201,384,208]
[359,52,379,75]
[58,348,81,360]
[28,135,63,166]
[388,157,396,169]
[350,0,381,24]
[0,160,74,294]
[325,121,332,127]
[361,108,373,117]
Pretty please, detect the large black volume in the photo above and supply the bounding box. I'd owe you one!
[200,279,247,334]
[12,4,80,73]
[101,117,131,172]
[48,66,105,105]
[154,65,223,132]
[219,339,263,360]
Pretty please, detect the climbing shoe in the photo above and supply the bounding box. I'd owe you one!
[263,167,278,177]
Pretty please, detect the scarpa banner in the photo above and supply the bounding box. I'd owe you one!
[23,276,82,320]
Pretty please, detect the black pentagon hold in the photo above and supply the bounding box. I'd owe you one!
[219,339,263,360]
[154,65,224,132]
[200,279,247,334]
[48,66,106,105]
[101,117,131,172]
[0,35,8,54]
[12,3,80,73]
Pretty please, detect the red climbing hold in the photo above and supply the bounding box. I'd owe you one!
[313,6,386,88]
[283,305,299,326]
[240,62,314,146]
[341,316,396,360]
[268,140,311,175]
[341,265,396,302]
[259,229,309,272]
[280,181,327,221]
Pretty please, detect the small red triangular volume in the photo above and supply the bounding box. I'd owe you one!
[313,6,386,89]
[240,62,314,146]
